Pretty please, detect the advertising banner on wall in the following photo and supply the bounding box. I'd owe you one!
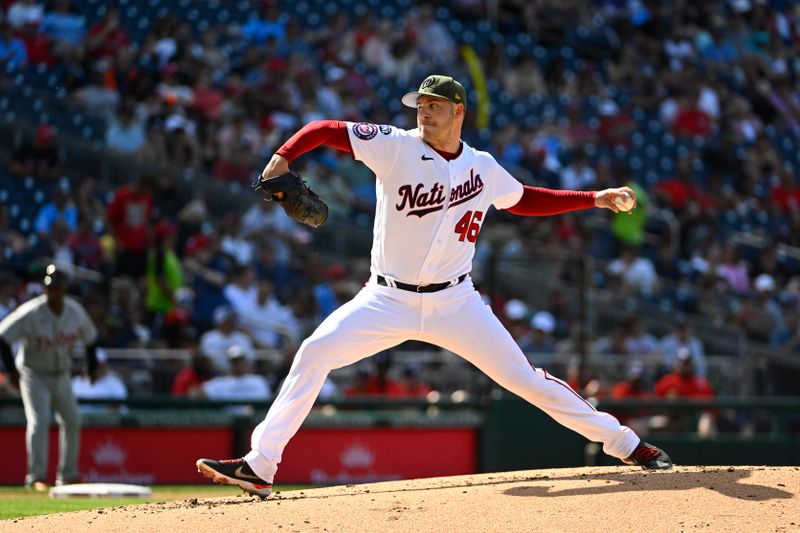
[0,427,231,484]
[0,426,476,485]
[278,428,477,484]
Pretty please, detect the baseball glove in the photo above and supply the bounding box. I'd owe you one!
[253,171,329,228]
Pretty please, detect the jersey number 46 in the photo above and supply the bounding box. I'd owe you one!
[454,210,484,243]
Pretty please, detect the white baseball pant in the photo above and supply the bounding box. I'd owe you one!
[19,368,81,485]
[245,277,639,480]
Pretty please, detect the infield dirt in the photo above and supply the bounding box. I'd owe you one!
[2,465,799,532]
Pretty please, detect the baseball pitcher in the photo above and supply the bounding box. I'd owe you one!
[197,75,671,497]
[0,265,98,490]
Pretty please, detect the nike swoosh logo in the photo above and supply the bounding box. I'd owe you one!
[421,155,434,161]
[234,465,264,481]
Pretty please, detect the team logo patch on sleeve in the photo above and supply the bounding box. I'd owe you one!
[379,125,393,135]
[353,122,378,140]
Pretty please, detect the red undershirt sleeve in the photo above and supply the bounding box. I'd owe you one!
[275,120,353,163]
[506,186,597,216]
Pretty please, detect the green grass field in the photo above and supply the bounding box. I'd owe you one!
[0,484,308,520]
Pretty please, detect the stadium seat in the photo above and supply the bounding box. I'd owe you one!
[498,90,512,106]
[647,119,662,133]
[448,19,463,33]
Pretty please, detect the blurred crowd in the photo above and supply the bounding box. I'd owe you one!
[1,0,800,407]
[483,0,800,364]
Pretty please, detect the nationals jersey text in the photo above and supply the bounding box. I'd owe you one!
[346,122,524,285]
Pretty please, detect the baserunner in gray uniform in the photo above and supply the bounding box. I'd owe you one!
[0,265,98,490]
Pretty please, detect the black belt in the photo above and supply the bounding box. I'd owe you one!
[377,274,467,293]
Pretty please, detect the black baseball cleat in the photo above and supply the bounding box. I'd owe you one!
[623,441,673,470]
[196,458,273,498]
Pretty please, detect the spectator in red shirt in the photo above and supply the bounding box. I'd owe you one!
[653,349,715,435]
[363,362,405,396]
[672,93,713,138]
[344,366,373,397]
[611,361,651,400]
[654,349,714,399]
[653,154,711,212]
[85,7,129,61]
[610,361,652,435]
[172,351,214,396]
[9,124,62,180]
[770,166,800,213]
[9,2,56,65]
[67,214,105,271]
[596,99,636,147]
[344,359,405,397]
[106,175,154,279]
[396,365,432,398]
[190,71,225,119]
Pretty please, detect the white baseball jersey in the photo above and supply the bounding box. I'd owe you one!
[0,295,98,373]
[346,122,524,285]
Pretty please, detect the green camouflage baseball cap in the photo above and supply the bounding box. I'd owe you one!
[401,75,467,108]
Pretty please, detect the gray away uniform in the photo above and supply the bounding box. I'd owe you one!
[0,295,98,485]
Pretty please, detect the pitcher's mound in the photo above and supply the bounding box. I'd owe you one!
[11,466,800,533]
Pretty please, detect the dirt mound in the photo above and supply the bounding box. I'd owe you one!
[4,466,799,532]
